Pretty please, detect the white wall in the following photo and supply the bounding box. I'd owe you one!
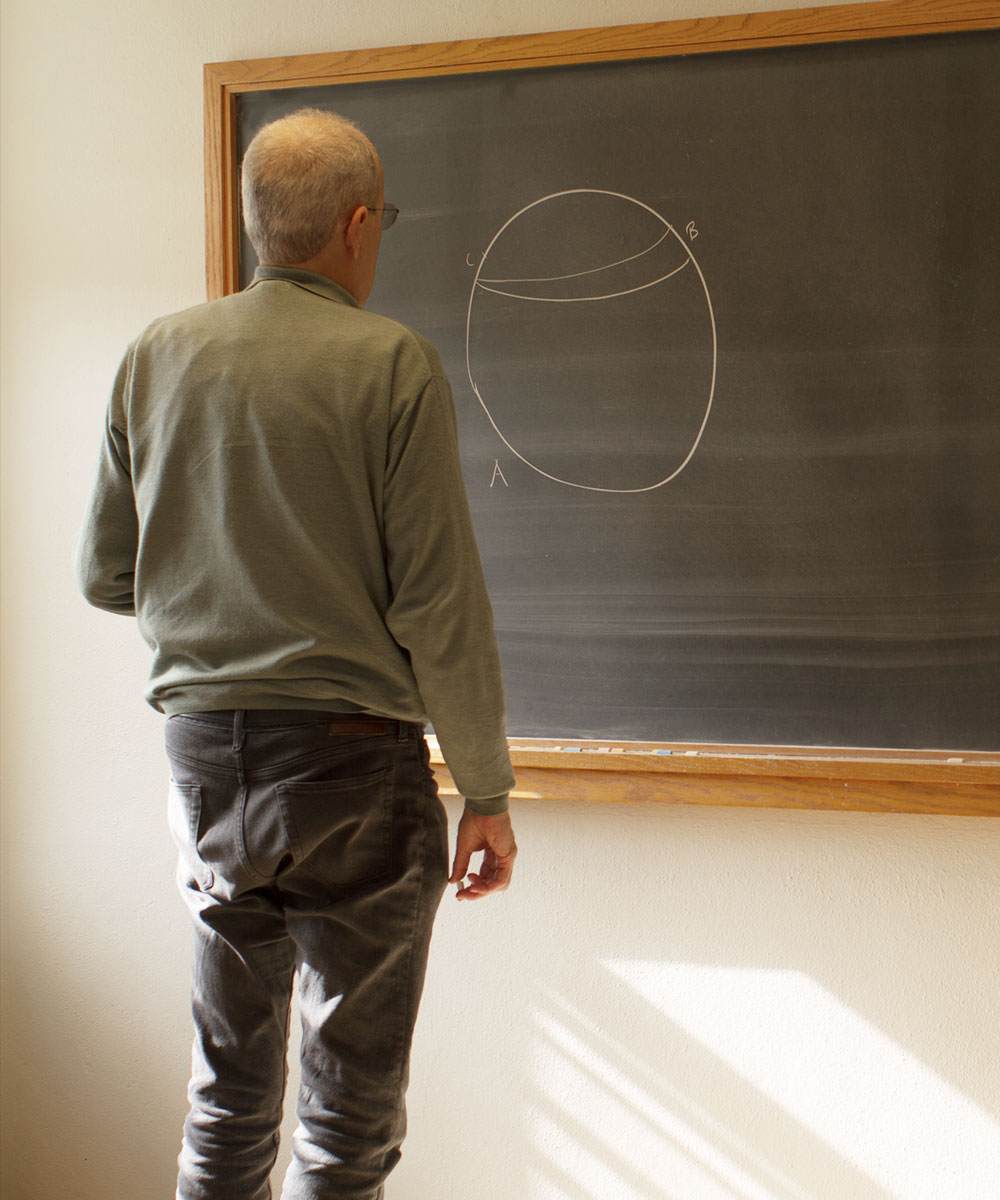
[2,2,998,1198]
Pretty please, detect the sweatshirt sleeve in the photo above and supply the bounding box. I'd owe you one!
[381,340,514,812]
[74,349,140,615]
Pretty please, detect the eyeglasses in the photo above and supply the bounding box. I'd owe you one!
[367,203,400,230]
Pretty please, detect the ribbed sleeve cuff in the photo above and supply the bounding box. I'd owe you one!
[463,793,510,816]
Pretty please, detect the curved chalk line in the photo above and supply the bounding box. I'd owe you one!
[466,188,717,494]
[480,228,674,285]
[476,260,689,303]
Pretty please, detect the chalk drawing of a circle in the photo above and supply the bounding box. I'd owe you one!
[466,189,717,493]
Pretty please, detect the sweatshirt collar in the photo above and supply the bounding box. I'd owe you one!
[249,265,361,309]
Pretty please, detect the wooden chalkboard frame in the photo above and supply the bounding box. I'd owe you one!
[204,0,1000,816]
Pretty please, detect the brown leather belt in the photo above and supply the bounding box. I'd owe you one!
[324,717,400,737]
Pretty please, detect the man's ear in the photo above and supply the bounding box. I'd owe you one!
[343,205,369,258]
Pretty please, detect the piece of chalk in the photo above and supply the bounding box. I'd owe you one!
[685,750,699,756]
[656,749,673,755]
[946,757,964,764]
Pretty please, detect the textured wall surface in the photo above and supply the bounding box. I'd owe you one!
[2,2,998,1197]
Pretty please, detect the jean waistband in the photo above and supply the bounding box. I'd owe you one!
[174,709,418,737]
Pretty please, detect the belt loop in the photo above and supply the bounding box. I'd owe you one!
[232,709,246,753]
[397,721,407,743]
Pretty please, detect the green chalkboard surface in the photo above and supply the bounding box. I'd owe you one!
[231,19,1000,752]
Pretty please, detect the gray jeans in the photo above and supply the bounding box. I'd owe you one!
[165,710,449,1200]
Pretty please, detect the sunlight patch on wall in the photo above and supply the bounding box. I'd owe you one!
[600,960,1000,1200]
[527,988,814,1200]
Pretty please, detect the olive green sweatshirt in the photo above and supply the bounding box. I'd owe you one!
[75,266,513,814]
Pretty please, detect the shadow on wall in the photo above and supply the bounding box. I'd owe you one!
[399,800,1000,1200]
[526,967,996,1199]
[2,909,190,1198]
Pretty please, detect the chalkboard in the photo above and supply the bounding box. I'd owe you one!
[207,3,1000,761]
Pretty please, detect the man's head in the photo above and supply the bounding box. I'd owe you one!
[241,108,385,300]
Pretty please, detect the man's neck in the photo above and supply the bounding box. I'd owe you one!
[263,243,364,305]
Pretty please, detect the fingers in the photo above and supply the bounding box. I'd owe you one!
[450,809,517,901]
[448,820,479,884]
[449,845,472,886]
[455,852,515,900]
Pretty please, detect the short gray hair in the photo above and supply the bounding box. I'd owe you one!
[241,108,381,265]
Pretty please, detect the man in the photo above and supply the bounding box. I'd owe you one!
[75,107,516,1200]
